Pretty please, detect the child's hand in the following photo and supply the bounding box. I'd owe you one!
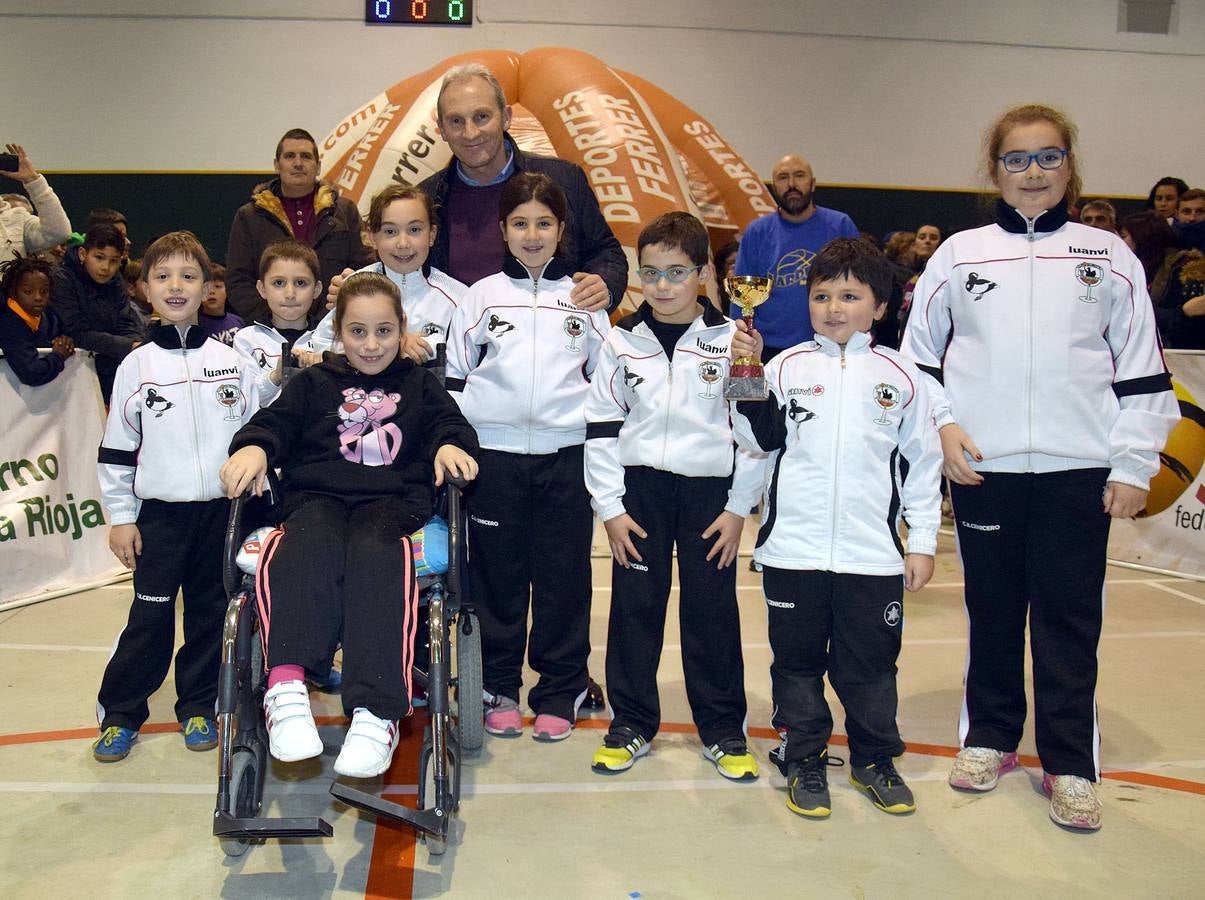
[220,446,269,498]
[434,444,478,486]
[52,335,75,358]
[570,272,609,312]
[110,523,142,571]
[326,267,356,310]
[604,513,647,568]
[1103,482,1147,518]
[731,319,763,361]
[938,423,984,485]
[702,510,744,569]
[904,553,934,592]
[402,332,435,364]
[291,348,323,368]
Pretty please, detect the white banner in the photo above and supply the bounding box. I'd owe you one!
[1108,350,1205,579]
[1,354,126,609]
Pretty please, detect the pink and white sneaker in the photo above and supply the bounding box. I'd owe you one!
[484,696,523,737]
[948,747,1019,791]
[333,708,399,778]
[532,714,574,742]
[263,680,323,763]
[1043,773,1103,831]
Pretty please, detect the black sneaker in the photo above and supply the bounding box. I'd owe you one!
[786,748,843,818]
[582,676,605,711]
[849,759,916,815]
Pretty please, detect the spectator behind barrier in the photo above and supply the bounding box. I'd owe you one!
[1,144,72,262]
[198,263,243,347]
[1147,176,1189,226]
[0,253,75,385]
[1079,200,1118,234]
[52,223,146,404]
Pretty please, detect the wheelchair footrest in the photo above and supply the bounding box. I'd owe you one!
[330,781,449,840]
[213,811,333,840]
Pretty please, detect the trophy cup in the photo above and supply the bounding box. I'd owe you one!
[723,275,772,401]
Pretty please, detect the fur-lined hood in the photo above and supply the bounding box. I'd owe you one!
[249,178,340,237]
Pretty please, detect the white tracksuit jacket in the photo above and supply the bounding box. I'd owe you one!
[731,331,942,575]
[900,202,1178,488]
[231,321,321,407]
[98,324,258,525]
[583,301,766,521]
[310,262,466,354]
[445,256,610,454]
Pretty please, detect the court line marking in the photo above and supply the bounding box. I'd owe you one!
[1145,581,1205,608]
[3,719,1203,797]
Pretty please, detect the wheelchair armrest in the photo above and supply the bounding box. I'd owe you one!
[222,469,284,596]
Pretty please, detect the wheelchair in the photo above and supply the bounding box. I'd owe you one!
[211,469,483,858]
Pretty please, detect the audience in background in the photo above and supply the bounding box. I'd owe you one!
[1079,199,1118,233]
[1,144,72,263]
[198,263,243,346]
[0,253,75,385]
[52,223,146,403]
[1147,176,1189,225]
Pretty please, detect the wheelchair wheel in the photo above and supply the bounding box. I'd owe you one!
[454,612,484,755]
[220,749,261,858]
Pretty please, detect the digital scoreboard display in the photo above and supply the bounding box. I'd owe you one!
[365,1,472,25]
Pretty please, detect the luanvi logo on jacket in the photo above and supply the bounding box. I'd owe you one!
[1068,246,1108,256]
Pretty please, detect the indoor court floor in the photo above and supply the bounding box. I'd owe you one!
[2,523,1204,899]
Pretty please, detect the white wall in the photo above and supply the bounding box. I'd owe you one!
[2,0,1202,194]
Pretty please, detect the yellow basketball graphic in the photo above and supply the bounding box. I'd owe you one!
[1141,379,1205,517]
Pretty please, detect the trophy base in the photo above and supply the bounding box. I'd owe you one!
[723,375,768,401]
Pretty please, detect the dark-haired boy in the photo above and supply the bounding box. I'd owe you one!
[53,223,146,402]
[92,231,257,763]
[730,237,941,818]
[198,263,244,346]
[584,211,764,779]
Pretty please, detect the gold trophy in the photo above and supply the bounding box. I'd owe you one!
[723,275,772,401]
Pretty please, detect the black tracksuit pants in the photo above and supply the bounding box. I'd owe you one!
[605,466,748,746]
[951,468,1110,780]
[97,498,228,730]
[257,493,421,720]
[468,446,593,721]
[764,567,906,769]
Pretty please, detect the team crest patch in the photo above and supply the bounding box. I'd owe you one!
[964,272,997,301]
[251,348,271,369]
[487,314,515,336]
[422,323,442,336]
[1075,262,1103,304]
[623,366,645,391]
[884,601,902,626]
[215,383,242,420]
[563,315,585,351]
[872,383,901,425]
[697,360,722,399]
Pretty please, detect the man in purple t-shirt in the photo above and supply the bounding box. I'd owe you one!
[734,154,859,357]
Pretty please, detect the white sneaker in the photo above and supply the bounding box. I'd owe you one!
[263,680,323,762]
[948,746,1018,791]
[334,708,400,778]
[1044,773,1103,831]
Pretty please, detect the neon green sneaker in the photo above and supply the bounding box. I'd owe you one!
[181,716,218,752]
[703,737,760,781]
[591,727,649,774]
[92,726,137,762]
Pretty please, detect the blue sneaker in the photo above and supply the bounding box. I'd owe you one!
[181,716,218,751]
[93,726,137,762]
[308,666,343,693]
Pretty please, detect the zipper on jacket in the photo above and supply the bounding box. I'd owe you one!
[828,353,846,570]
[180,334,206,497]
[526,275,539,454]
[659,350,674,468]
[1026,217,1037,457]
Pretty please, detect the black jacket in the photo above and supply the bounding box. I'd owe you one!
[51,249,146,401]
[420,134,627,309]
[225,178,375,325]
[0,303,69,386]
[230,354,479,528]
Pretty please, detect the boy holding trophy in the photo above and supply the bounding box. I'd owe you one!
[730,238,942,819]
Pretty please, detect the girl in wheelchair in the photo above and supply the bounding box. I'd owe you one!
[219,271,479,778]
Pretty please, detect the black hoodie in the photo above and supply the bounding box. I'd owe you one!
[230,353,479,527]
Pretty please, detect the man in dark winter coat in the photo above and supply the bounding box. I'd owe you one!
[225,129,374,325]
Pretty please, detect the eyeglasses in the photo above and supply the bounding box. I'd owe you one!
[998,148,1069,173]
[636,265,703,284]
